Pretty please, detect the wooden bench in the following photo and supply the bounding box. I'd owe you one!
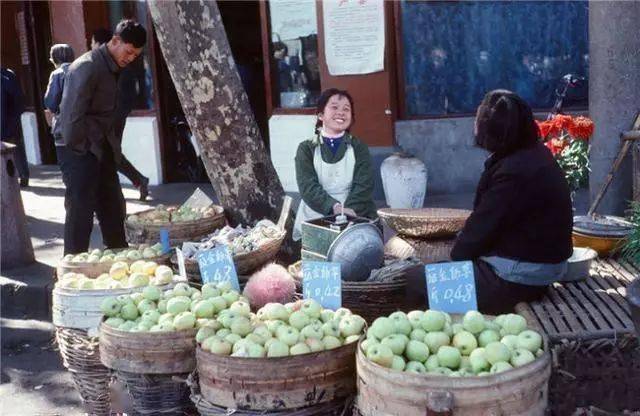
[516,258,640,415]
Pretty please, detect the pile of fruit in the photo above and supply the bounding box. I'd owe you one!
[56,262,176,290]
[62,243,165,263]
[362,310,544,376]
[184,220,283,258]
[101,282,244,333]
[128,204,220,225]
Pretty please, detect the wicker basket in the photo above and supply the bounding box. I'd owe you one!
[548,335,640,415]
[377,208,470,238]
[56,252,172,279]
[115,370,194,415]
[125,206,226,245]
[342,279,408,324]
[384,235,455,264]
[55,327,111,416]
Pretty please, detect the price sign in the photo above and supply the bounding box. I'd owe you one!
[197,246,240,291]
[425,261,477,313]
[302,261,341,310]
[159,228,170,254]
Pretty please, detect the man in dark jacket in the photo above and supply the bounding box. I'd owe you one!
[59,19,146,254]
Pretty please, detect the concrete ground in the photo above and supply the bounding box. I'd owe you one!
[1,163,590,415]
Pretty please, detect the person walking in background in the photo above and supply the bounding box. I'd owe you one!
[43,44,75,162]
[59,19,147,254]
[92,28,150,201]
[1,68,30,187]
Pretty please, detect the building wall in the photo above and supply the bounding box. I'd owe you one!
[49,1,87,58]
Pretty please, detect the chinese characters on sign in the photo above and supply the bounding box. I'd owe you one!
[302,261,342,310]
[425,261,477,313]
[197,246,240,291]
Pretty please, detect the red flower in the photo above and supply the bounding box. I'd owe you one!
[568,116,594,140]
[552,114,574,131]
[545,138,567,156]
[537,120,561,140]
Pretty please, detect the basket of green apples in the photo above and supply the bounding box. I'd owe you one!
[356,310,551,416]
[194,300,366,411]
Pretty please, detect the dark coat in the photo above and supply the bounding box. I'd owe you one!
[451,142,573,264]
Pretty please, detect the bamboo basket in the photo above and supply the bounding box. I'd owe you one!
[342,279,408,324]
[384,235,455,264]
[114,370,195,415]
[196,341,358,411]
[125,205,226,245]
[377,208,471,238]
[55,327,111,416]
[56,252,172,279]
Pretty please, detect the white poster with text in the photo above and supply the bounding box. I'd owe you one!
[323,0,385,76]
[269,0,317,41]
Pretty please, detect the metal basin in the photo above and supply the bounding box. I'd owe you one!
[327,223,384,282]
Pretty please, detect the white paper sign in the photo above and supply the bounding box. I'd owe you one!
[269,0,317,41]
[323,0,385,76]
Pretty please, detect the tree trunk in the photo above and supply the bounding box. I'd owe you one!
[148,0,285,227]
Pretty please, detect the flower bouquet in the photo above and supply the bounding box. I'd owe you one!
[537,114,595,191]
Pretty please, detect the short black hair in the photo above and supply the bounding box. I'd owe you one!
[92,28,112,45]
[114,19,146,48]
[314,88,356,134]
[273,41,288,55]
[475,89,538,155]
[50,44,75,65]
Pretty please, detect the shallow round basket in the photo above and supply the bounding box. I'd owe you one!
[384,235,455,264]
[196,341,358,411]
[342,279,408,324]
[55,326,111,416]
[99,322,198,374]
[56,252,172,279]
[125,205,226,245]
[572,230,626,257]
[115,369,194,415]
[377,208,471,238]
[53,286,136,331]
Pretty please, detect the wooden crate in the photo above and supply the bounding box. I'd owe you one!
[515,259,640,414]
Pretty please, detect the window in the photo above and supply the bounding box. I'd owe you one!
[267,0,321,109]
[399,1,589,117]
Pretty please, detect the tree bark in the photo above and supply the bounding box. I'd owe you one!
[148,0,286,227]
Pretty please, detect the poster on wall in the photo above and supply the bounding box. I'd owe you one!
[269,0,317,41]
[323,0,385,76]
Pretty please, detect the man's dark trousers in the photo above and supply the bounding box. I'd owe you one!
[60,142,127,254]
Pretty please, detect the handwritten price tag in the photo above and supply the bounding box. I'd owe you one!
[197,246,240,291]
[302,261,341,310]
[425,261,477,313]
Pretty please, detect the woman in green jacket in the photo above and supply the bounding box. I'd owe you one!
[293,88,377,240]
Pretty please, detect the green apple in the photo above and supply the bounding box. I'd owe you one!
[366,343,394,368]
[462,311,485,334]
[141,310,160,324]
[322,321,341,338]
[478,329,501,347]
[265,319,285,335]
[201,283,220,299]
[215,327,231,338]
[289,311,310,330]
[345,335,360,344]
[305,337,325,352]
[230,300,251,317]
[425,355,440,371]
[322,335,342,350]
[421,310,446,332]
[218,311,238,329]
[469,347,490,373]
[267,339,290,357]
[167,297,191,315]
[130,293,145,306]
[209,296,228,313]
[119,321,137,331]
[196,326,218,343]
[137,299,157,315]
[333,307,351,320]
[300,299,322,319]
[276,326,300,346]
[429,367,452,376]
[391,317,413,336]
[360,338,378,353]
[265,303,290,321]
[209,339,233,356]
[511,348,536,367]
[381,334,408,355]
[484,320,501,332]
[423,332,450,354]
[407,310,424,329]
[245,333,265,346]
[104,317,125,328]
[193,301,215,319]
[436,346,461,369]
[216,281,232,292]
[253,326,272,341]
[371,317,395,340]
[500,335,519,351]
[290,342,311,356]
[174,311,196,330]
[485,341,512,364]
[230,316,253,336]
[366,327,379,342]
[172,282,191,297]
[222,291,240,306]
[121,303,139,321]
[158,321,175,331]
[405,361,426,374]
[247,343,266,358]
[142,285,161,302]
[158,313,175,325]
[410,328,428,341]
[459,356,472,371]
[224,333,242,345]
[405,340,430,362]
[490,361,513,374]
[191,292,202,303]
[501,314,527,335]
[163,290,175,300]
[157,299,168,314]
[339,315,366,337]
[320,309,335,323]
[452,331,478,356]
[127,273,149,288]
[517,330,542,353]
[391,355,406,371]
[101,298,121,317]
[494,314,508,328]
[231,339,253,355]
[301,323,324,340]
[451,323,464,335]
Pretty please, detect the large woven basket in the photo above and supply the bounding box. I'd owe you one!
[342,278,408,324]
[55,327,111,416]
[125,206,226,245]
[378,208,470,238]
[384,235,455,264]
[115,370,195,415]
[56,252,172,279]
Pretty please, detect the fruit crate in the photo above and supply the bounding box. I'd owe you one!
[515,258,640,414]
